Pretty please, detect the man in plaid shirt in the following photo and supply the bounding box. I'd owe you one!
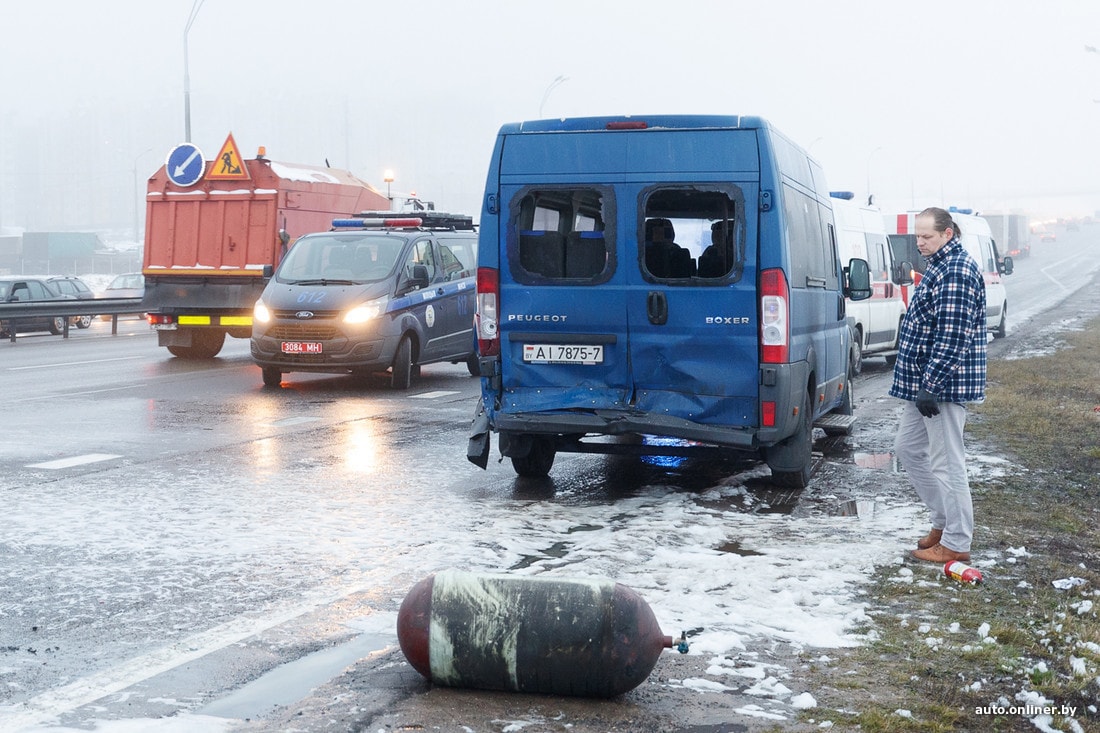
[889,207,987,563]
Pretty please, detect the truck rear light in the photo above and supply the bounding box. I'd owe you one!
[146,313,174,325]
[760,268,789,363]
[475,267,500,357]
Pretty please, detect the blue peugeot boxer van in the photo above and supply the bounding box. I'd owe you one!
[466,116,870,487]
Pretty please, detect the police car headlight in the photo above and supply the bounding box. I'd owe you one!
[344,298,387,324]
[254,300,272,324]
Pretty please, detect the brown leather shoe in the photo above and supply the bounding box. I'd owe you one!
[910,543,971,563]
[917,528,943,550]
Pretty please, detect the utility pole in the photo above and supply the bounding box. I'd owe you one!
[183,0,205,142]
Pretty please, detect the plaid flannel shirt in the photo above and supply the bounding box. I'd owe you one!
[889,236,987,403]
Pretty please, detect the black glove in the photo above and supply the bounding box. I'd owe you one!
[915,388,940,418]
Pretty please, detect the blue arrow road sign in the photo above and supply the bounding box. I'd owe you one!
[165,143,205,187]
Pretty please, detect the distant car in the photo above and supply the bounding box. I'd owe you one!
[1066,222,1080,232]
[104,272,145,298]
[1040,231,1056,242]
[47,275,97,328]
[0,276,73,337]
[99,273,145,321]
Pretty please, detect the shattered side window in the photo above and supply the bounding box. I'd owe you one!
[509,187,614,284]
[640,186,745,283]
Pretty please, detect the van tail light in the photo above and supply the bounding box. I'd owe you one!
[760,268,789,364]
[475,267,500,357]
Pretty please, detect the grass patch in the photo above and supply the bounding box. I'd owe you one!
[802,318,1100,731]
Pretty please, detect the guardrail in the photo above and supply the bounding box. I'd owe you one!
[0,298,146,342]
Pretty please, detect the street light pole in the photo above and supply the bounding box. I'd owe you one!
[866,146,884,205]
[383,170,395,211]
[132,148,154,243]
[183,0,205,142]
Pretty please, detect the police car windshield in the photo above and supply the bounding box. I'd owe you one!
[278,234,402,284]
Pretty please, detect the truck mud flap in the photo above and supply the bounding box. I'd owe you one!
[466,399,491,469]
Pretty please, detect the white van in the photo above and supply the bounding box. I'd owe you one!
[830,193,910,373]
[885,209,1012,338]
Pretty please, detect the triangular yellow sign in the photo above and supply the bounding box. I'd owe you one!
[206,132,250,180]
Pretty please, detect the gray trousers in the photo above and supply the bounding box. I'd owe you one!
[894,400,973,553]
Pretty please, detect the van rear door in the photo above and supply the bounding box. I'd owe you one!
[495,128,761,429]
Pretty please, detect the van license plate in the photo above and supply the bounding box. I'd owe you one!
[523,344,603,364]
[282,341,323,354]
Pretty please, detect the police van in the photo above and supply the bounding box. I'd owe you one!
[467,115,871,487]
[251,212,478,388]
[830,192,911,373]
[886,208,1012,338]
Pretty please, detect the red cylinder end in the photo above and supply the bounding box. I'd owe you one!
[396,575,434,679]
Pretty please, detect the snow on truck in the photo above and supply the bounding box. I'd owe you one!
[141,136,390,358]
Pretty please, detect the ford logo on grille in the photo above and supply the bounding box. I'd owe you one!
[295,311,315,319]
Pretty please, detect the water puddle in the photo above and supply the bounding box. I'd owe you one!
[715,540,763,557]
[566,523,604,534]
[854,452,895,470]
[199,632,392,720]
[836,499,878,518]
[509,541,572,570]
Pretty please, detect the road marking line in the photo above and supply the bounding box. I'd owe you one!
[27,454,122,470]
[266,416,321,427]
[6,356,146,371]
[410,390,460,399]
[0,585,377,729]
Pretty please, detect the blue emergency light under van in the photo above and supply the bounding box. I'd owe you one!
[466,115,870,487]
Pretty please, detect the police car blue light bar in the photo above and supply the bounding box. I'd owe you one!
[332,217,423,228]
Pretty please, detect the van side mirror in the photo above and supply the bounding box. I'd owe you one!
[893,261,914,286]
[845,258,872,301]
[999,256,1014,276]
[403,264,430,292]
[262,264,274,279]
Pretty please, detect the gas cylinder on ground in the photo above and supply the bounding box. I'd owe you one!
[944,561,983,585]
[397,570,673,697]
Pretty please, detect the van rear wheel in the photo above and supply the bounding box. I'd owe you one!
[511,437,556,478]
[766,391,814,489]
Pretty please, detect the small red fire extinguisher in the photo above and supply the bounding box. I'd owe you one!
[944,561,983,585]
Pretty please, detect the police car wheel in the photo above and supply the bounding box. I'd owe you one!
[391,336,414,390]
[261,367,282,388]
[49,317,65,335]
[76,315,93,329]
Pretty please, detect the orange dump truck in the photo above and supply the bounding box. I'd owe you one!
[142,146,389,358]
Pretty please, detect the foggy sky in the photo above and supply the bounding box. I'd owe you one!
[2,0,1098,239]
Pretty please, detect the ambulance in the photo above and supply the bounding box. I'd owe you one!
[886,209,1012,338]
[830,192,911,373]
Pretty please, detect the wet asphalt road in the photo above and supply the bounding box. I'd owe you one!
[1,228,1097,732]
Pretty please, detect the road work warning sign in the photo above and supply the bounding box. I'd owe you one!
[206,133,250,180]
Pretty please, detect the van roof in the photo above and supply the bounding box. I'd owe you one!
[501,115,769,134]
